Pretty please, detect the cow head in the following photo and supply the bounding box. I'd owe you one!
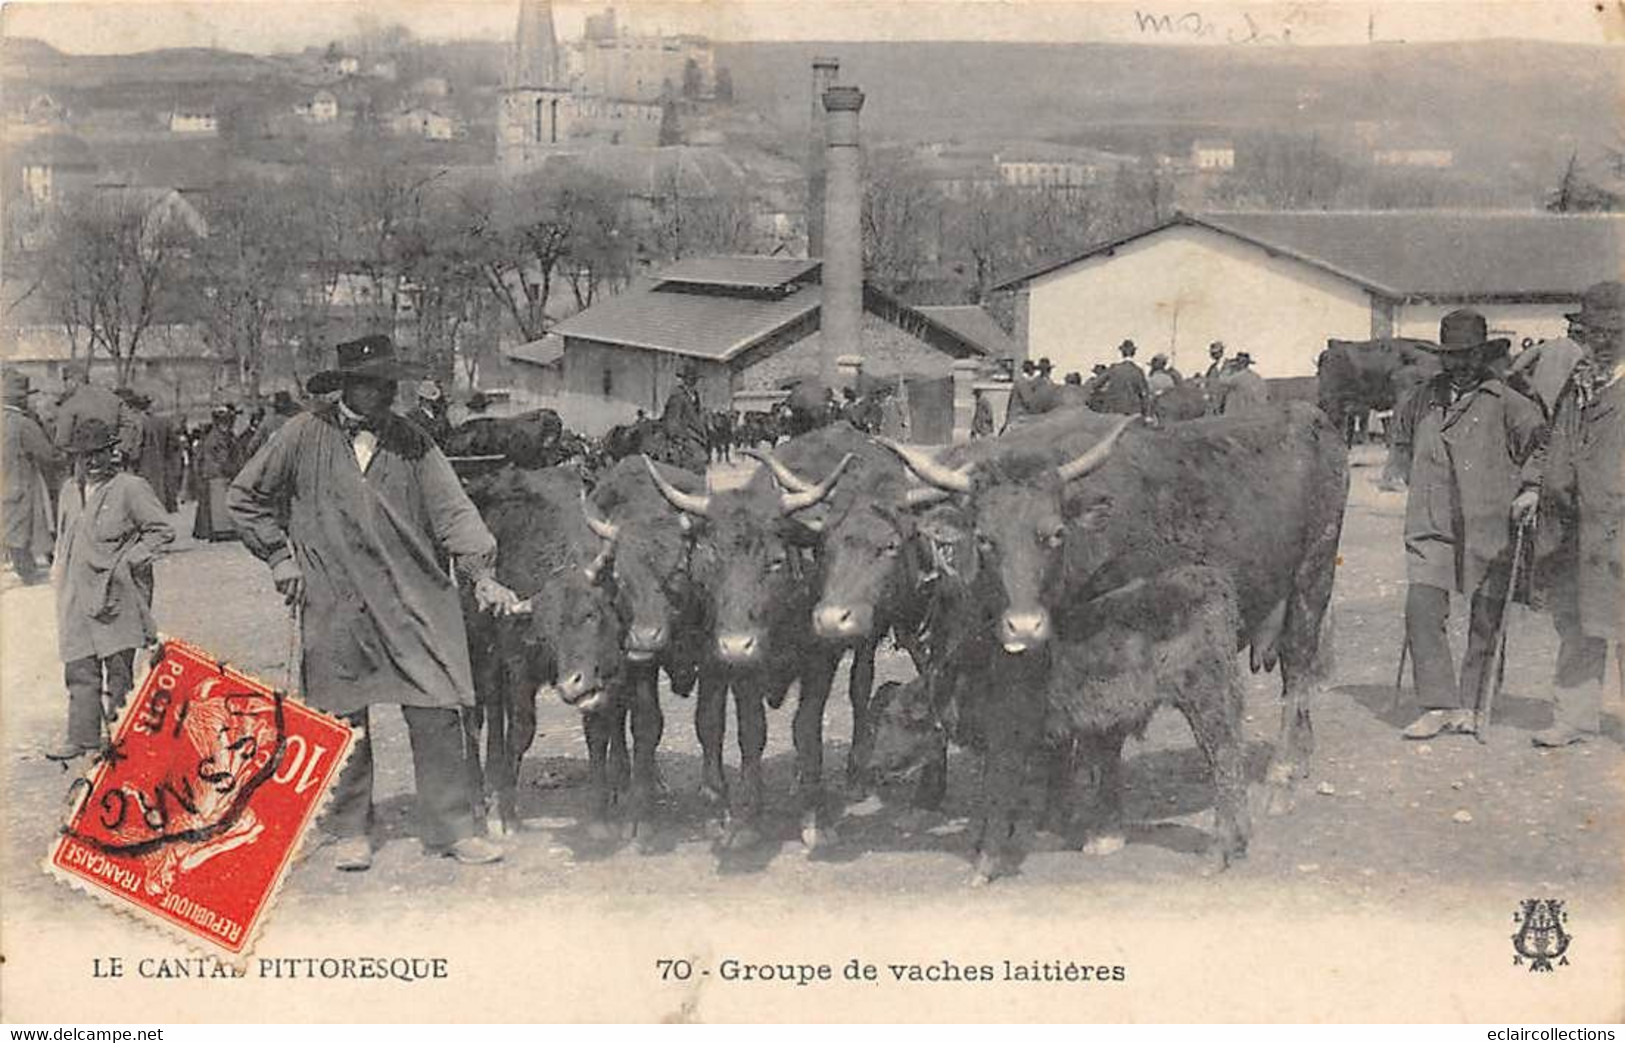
[582,462,698,662]
[745,446,916,643]
[878,416,1135,654]
[643,453,851,666]
[533,554,625,715]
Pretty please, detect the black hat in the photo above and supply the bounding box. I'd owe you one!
[67,417,118,454]
[465,391,491,412]
[1036,357,1053,372]
[1234,351,1254,366]
[1566,281,1625,332]
[1119,340,1137,356]
[307,334,426,394]
[1432,309,1509,355]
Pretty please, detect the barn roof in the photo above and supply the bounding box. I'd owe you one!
[554,255,987,363]
[915,305,1019,356]
[994,210,1625,302]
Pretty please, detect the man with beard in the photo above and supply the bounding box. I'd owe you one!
[229,335,520,870]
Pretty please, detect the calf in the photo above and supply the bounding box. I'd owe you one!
[867,566,1249,878]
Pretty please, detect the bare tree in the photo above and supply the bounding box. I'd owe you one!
[862,150,942,295]
[40,190,196,386]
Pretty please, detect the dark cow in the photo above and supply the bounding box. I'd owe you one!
[642,453,851,849]
[1316,338,1439,446]
[734,411,784,450]
[1151,381,1210,424]
[443,409,568,473]
[461,465,628,837]
[867,565,1249,872]
[747,422,983,809]
[879,403,1347,881]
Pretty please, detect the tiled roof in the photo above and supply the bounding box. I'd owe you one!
[916,305,1018,356]
[655,256,819,291]
[996,210,1625,300]
[554,281,821,361]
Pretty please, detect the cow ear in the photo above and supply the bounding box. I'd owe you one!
[1065,496,1113,530]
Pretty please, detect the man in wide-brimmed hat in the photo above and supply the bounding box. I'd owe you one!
[228,333,519,869]
[659,359,709,471]
[1217,351,1271,415]
[1092,338,1152,417]
[411,378,453,447]
[3,370,60,585]
[1398,309,1545,740]
[1513,281,1625,746]
[191,403,241,541]
[49,417,174,760]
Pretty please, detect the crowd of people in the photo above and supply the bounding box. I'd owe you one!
[981,337,1270,435]
[1,280,1619,872]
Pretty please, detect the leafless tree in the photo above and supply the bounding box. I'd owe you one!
[862,150,942,295]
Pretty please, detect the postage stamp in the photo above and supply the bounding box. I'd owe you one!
[44,639,354,958]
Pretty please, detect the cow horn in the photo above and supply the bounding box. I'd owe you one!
[780,453,854,514]
[904,485,953,508]
[1056,416,1138,483]
[580,489,619,543]
[584,543,615,585]
[741,448,816,494]
[873,438,973,493]
[641,454,710,517]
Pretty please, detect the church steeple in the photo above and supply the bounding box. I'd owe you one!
[508,0,562,88]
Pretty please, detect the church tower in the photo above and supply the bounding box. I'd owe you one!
[497,0,576,171]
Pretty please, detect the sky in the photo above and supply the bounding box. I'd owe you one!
[1,0,1620,53]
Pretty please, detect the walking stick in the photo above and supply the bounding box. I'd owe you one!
[1475,520,1530,741]
[285,594,304,701]
[1390,630,1411,714]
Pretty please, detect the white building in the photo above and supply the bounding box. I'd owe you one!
[1373,148,1455,169]
[168,110,217,135]
[389,107,459,141]
[992,211,1624,379]
[297,91,339,124]
[1191,140,1236,171]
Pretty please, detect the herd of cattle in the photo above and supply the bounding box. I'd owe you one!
[450,358,1354,882]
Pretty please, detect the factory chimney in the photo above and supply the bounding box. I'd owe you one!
[805,57,839,257]
[820,85,865,384]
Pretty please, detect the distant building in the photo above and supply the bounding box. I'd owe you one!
[297,90,340,124]
[1373,148,1455,169]
[325,52,361,78]
[994,146,1128,191]
[168,110,218,135]
[389,107,460,141]
[1191,139,1236,171]
[11,133,97,208]
[366,58,398,81]
[992,210,1624,379]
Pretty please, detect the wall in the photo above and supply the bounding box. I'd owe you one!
[1394,301,1575,346]
[1026,223,1374,379]
[736,311,964,392]
[563,337,731,416]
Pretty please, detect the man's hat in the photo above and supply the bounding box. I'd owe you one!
[1432,309,1510,355]
[1234,351,1254,366]
[211,402,235,417]
[3,370,38,401]
[1119,340,1137,356]
[416,379,443,401]
[1151,353,1168,365]
[1209,341,1226,354]
[67,417,118,454]
[1036,356,1053,372]
[465,390,491,412]
[1565,280,1625,332]
[307,334,426,394]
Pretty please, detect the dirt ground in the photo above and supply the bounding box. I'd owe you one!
[3,448,1622,1023]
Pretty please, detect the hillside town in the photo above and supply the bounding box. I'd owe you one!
[1,1,1622,1025]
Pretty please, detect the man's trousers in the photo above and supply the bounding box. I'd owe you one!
[324,705,477,851]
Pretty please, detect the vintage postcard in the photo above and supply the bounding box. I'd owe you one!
[1,0,1621,1025]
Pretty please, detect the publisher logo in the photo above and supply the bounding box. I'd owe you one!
[1512,899,1572,972]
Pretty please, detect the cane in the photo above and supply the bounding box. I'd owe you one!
[1475,520,1530,741]
[285,592,304,701]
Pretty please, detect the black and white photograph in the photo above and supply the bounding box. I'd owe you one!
[0,0,1620,1025]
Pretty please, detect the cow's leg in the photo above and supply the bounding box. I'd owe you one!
[1071,728,1128,855]
[1039,735,1079,836]
[695,672,728,818]
[1267,506,1342,816]
[725,684,767,850]
[496,657,539,836]
[583,708,615,841]
[1179,664,1250,870]
[484,671,511,836]
[973,682,1043,885]
[843,640,877,796]
[793,651,840,850]
[607,693,632,815]
[626,669,664,845]
[460,704,488,834]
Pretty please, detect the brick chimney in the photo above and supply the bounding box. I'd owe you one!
[805,57,840,258]
[820,85,864,385]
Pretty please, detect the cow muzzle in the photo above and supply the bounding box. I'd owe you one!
[625,623,668,660]
[999,609,1052,654]
[715,632,761,664]
[557,670,606,712]
[813,602,874,640]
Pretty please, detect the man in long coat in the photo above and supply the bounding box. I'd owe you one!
[3,371,59,585]
[49,418,174,760]
[1400,310,1545,740]
[1218,352,1271,415]
[192,405,240,541]
[229,334,520,871]
[128,391,180,513]
[1092,340,1152,417]
[1514,281,1625,746]
[53,360,142,462]
[660,363,710,470]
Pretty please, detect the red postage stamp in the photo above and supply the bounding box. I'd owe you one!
[46,639,354,957]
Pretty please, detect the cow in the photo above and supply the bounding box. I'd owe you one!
[744,422,984,810]
[642,453,852,850]
[443,409,569,473]
[865,566,1249,875]
[1316,338,1439,446]
[1151,381,1210,424]
[461,465,629,837]
[878,403,1347,881]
